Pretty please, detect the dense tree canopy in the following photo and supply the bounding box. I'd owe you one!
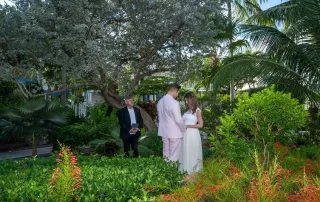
[0,0,226,130]
[1,0,225,86]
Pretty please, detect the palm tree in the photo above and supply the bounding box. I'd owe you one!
[212,0,320,102]
[0,98,67,156]
[211,0,267,102]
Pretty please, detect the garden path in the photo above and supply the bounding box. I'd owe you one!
[0,146,52,161]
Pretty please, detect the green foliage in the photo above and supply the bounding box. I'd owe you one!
[56,123,90,149]
[88,104,108,125]
[301,106,320,145]
[62,106,86,125]
[138,145,155,157]
[88,104,119,128]
[134,76,171,96]
[298,145,320,160]
[0,156,184,201]
[0,98,67,154]
[213,86,308,162]
[201,93,232,135]
[0,79,18,111]
[56,122,114,150]
[140,131,163,156]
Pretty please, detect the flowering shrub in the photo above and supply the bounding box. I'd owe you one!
[247,151,283,201]
[156,146,320,202]
[49,144,82,201]
[289,184,320,201]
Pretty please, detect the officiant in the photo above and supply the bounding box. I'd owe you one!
[117,94,144,158]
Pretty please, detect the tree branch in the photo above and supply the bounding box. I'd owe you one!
[138,68,171,79]
[14,77,98,99]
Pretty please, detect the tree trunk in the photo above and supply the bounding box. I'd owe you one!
[227,0,235,104]
[99,86,157,131]
[61,65,67,106]
[32,134,37,156]
[230,80,235,103]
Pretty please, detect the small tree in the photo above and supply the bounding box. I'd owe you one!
[216,86,308,167]
[0,98,67,156]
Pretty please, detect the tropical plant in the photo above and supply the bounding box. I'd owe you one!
[216,86,308,165]
[49,143,82,201]
[212,0,320,102]
[0,155,184,201]
[209,0,266,102]
[0,98,67,156]
[56,122,115,151]
[140,131,163,156]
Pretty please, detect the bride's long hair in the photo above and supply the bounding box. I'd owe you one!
[184,92,198,114]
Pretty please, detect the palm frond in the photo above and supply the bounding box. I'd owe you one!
[211,54,320,101]
[247,0,300,26]
[46,99,60,111]
[240,25,320,79]
[0,98,67,139]
[42,111,67,125]
[2,110,24,121]
[19,99,46,114]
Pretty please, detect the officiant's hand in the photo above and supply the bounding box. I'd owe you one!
[129,128,139,134]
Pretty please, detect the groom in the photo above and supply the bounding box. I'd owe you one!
[157,83,186,162]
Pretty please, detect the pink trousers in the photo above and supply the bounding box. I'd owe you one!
[162,137,182,162]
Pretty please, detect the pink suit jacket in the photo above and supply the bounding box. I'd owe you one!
[157,94,186,138]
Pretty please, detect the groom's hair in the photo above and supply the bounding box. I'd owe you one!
[168,83,181,91]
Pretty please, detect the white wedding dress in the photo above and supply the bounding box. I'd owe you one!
[179,108,203,174]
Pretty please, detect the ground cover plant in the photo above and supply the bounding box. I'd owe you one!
[0,155,184,202]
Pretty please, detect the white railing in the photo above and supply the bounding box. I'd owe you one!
[71,102,88,118]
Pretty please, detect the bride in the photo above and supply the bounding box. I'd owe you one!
[179,92,203,174]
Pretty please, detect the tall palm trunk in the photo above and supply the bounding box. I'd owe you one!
[32,133,38,156]
[227,0,236,103]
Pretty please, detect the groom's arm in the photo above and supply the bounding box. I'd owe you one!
[172,101,186,132]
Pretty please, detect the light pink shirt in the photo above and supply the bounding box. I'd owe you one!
[157,94,186,138]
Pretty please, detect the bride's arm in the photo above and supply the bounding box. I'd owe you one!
[187,109,203,128]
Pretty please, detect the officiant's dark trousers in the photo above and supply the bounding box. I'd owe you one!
[122,136,139,158]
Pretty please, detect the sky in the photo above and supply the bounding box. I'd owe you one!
[0,0,13,6]
[260,0,286,10]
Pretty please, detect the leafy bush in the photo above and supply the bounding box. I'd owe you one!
[56,123,91,149]
[201,93,233,136]
[213,86,308,162]
[56,122,114,150]
[140,131,163,156]
[138,145,155,157]
[0,156,184,201]
[300,106,320,145]
[88,138,122,156]
[88,104,119,128]
[0,79,18,112]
